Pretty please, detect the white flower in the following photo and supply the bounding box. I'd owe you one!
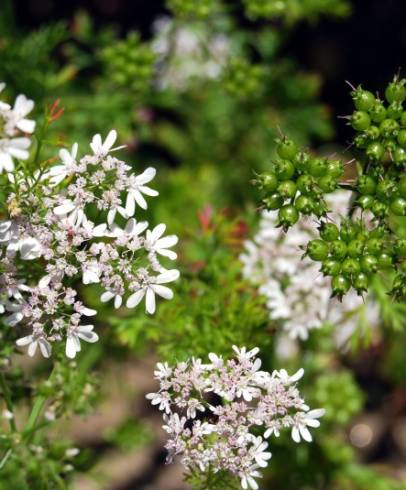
[162,412,186,435]
[275,368,304,384]
[250,436,272,468]
[65,324,99,359]
[90,129,125,158]
[5,94,35,135]
[145,391,171,414]
[16,332,51,358]
[240,466,262,490]
[46,143,78,186]
[145,223,178,260]
[19,237,42,260]
[82,260,101,285]
[0,137,31,172]
[232,345,260,362]
[100,290,123,309]
[291,409,325,443]
[154,362,172,379]
[54,199,86,227]
[81,216,107,238]
[107,217,148,239]
[125,167,158,214]
[126,269,180,314]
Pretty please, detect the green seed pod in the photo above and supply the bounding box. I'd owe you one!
[366,141,385,161]
[351,111,371,131]
[352,87,376,111]
[292,151,310,173]
[347,239,364,258]
[294,195,313,214]
[296,174,314,195]
[369,102,387,123]
[321,259,341,276]
[278,205,299,227]
[376,179,395,199]
[307,239,329,261]
[354,272,370,293]
[397,129,406,148]
[330,240,348,260]
[342,258,361,276]
[364,238,383,255]
[401,111,406,126]
[371,201,388,218]
[358,195,374,210]
[326,159,344,178]
[340,222,358,243]
[378,253,393,269]
[360,254,378,273]
[259,173,279,193]
[380,118,399,138]
[308,157,328,177]
[318,175,337,193]
[319,222,339,242]
[385,78,406,103]
[264,193,284,210]
[387,101,404,119]
[276,138,298,160]
[275,160,295,180]
[393,147,406,166]
[390,197,406,216]
[398,176,406,199]
[358,175,376,195]
[395,239,406,256]
[364,125,380,140]
[332,275,351,296]
[277,180,297,198]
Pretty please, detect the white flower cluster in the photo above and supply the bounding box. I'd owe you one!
[241,192,379,342]
[0,92,179,359]
[152,17,230,91]
[0,83,35,173]
[147,346,324,490]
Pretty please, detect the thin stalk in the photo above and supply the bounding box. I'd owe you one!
[0,372,17,432]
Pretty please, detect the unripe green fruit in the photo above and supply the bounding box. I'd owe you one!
[364,125,380,140]
[277,138,298,160]
[292,151,309,172]
[354,272,369,293]
[347,240,364,258]
[401,111,406,126]
[376,179,395,198]
[354,134,368,149]
[390,197,406,216]
[395,239,406,256]
[308,157,327,177]
[393,147,406,166]
[294,195,313,214]
[378,253,393,268]
[397,129,406,148]
[326,159,344,178]
[296,174,314,195]
[385,79,406,103]
[307,239,329,261]
[321,259,341,276]
[340,222,358,243]
[371,201,388,218]
[369,103,387,123]
[312,201,328,217]
[342,258,360,276]
[278,205,299,227]
[275,160,295,180]
[318,175,337,193]
[385,138,398,153]
[264,193,283,210]
[260,173,278,193]
[330,240,348,259]
[332,275,351,296]
[387,101,404,119]
[351,111,371,131]
[277,180,297,198]
[352,88,376,111]
[398,176,406,199]
[358,195,374,210]
[361,254,378,273]
[366,142,385,161]
[380,118,399,138]
[370,226,386,238]
[319,222,339,242]
[364,238,382,255]
[358,175,376,195]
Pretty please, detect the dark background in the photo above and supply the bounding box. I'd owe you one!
[8,0,406,142]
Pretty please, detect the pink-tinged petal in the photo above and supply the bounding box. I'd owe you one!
[151,284,173,300]
[155,269,180,284]
[16,335,33,347]
[114,295,122,309]
[54,201,75,215]
[125,193,136,216]
[28,341,38,357]
[66,337,77,359]
[139,185,158,197]
[126,289,145,308]
[101,291,115,303]
[103,129,117,151]
[145,288,156,314]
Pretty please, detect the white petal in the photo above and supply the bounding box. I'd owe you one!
[101,291,115,303]
[103,129,117,151]
[28,341,38,357]
[54,201,75,215]
[151,284,173,300]
[145,287,156,314]
[126,289,145,308]
[16,335,33,346]
[155,269,180,284]
[114,295,122,309]
[66,336,77,359]
[291,426,300,443]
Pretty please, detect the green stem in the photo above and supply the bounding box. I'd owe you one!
[0,448,12,470]
[0,372,17,432]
